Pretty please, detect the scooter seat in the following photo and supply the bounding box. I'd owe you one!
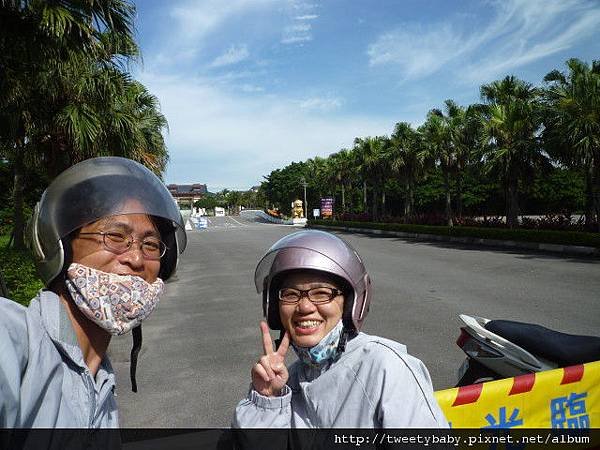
[485,320,600,367]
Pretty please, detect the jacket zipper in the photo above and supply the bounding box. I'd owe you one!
[83,369,96,427]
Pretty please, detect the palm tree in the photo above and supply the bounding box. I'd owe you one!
[387,122,424,221]
[543,59,600,231]
[351,138,370,214]
[30,57,134,177]
[420,109,455,226]
[444,101,484,219]
[328,149,354,214]
[101,79,169,176]
[479,76,546,228]
[353,136,388,220]
[303,156,330,212]
[0,0,138,248]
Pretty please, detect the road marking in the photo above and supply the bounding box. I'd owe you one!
[228,216,247,226]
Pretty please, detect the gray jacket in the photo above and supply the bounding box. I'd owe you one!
[233,332,448,428]
[0,291,118,428]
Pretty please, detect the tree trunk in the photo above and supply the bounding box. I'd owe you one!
[0,268,9,298]
[592,156,600,232]
[363,181,367,212]
[443,169,453,227]
[456,173,463,219]
[506,170,519,229]
[12,150,26,250]
[372,186,378,221]
[408,180,415,221]
[341,184,345,213]
[403,178,412,222]
[584,166,595,230]
[381,189,386,218]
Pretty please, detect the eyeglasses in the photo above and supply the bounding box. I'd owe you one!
[78,231,167,260]
[278,287,343,305]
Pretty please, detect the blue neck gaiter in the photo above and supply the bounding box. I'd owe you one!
[292,320,344,368]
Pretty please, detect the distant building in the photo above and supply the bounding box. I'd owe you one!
[167,183,208,208]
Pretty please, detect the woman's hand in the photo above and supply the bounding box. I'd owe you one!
[251,321,290,397]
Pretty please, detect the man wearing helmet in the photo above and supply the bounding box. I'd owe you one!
[0,157,186,428]
[233,230,447,428]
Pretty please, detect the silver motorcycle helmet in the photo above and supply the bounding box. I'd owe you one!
[28,156,187,286]
[254,229,372,332]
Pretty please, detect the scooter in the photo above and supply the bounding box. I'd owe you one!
[456,314,600,386]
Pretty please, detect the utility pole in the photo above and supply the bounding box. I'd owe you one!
[300,177,308,218]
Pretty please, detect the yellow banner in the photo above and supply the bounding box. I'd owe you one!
[434,361,600,428]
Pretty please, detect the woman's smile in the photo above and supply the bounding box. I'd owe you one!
[293,319,324,334]
[278,272,344,348]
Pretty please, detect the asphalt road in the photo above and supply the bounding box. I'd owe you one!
[109,211,600,427]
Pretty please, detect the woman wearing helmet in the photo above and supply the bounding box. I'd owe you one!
[233,230,447,428]
[0,157,186,428]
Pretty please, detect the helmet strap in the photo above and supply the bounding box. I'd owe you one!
[336,325,354,353]
[336,328,348,353]
[130,325,142,392]
[337,313,359,354]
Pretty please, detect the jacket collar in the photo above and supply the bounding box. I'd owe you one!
[291,332,366,385]
[36,290,115,387]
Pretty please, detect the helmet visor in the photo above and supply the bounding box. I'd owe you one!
[37,157,187,257]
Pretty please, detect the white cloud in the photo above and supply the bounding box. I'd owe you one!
[212,69,266,83]
[291,0,317,11]
[287,23,311,33]
[151,0,322,67]
[367,23,466,79]
[210,45,250,68]
[281,35,312,45]
[464,3,600,82]
[299,96,343,112]
[152,48,199,67]
[240,84,265,93]
[155,0,275,67]
[281,22,313,44]
[139,72,391,188]
[170,0,275,42]
[367,0,600,82]
[281,1,317,45]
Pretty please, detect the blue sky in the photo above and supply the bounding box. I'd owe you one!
[133,0,600,191]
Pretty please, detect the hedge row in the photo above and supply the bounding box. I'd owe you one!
[309,220,600,249]
[0,235,43,306]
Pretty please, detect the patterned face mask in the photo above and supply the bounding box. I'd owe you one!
[65,263,164,336]
[292,319,344,367]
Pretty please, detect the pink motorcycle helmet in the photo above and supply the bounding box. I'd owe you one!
[254,230,372,332]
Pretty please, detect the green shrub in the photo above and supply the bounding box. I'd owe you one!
[309,220,600,249]
[0,234,43,306]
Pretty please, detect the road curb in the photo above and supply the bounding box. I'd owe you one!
[308,224,600,258]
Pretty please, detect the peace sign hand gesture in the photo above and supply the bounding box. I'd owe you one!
[251,321,290,397]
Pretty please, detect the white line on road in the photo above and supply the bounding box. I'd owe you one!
[227,216,247,226]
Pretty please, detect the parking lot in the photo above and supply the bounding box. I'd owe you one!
[110,213,600,427]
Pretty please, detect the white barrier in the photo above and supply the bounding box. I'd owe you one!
[241,210,306,226]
